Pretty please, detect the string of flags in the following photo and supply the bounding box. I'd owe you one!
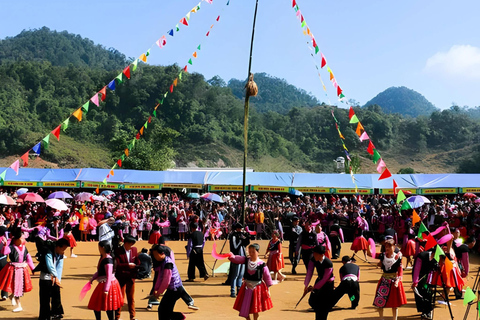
[0,0,215,183]
[97,0,230,185]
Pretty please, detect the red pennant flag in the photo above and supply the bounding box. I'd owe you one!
[367,141,375,155]
[424,235,437,251]
[378,167,392,180]
[95,187,99,194]
[349,106,355,120]
[292,0,296,7]
[393,179,398,196]
[312,38,317,48]
[206,31,210,37]
[216,15,220,21]
[136,133,140,140]
[321,54,327,68]
[21,152,29,167]
[170,84,174,93]
[337,86,343,96]
[123,66,131,79]
[184,65,188,72]
[117,159,122,167]
[51,125,61,141]
[99,87,107,101]
[180,17,189,26]
[301,15,304,22]
[148,116,152,123]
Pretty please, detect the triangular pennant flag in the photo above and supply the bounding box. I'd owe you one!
[184,65,188,72]
[146,49,150,56]
[144,121,148,129]
[417,222,428,239]
[321,53,327,68]
[82,101,89,112]
[412,209,421,225]
[359,131,369,142]
[378,167,392,180]
[117,159,122,167]
[156,36,167,48]
[376,158,386,173]
[42,134,50,150]
[125,149,129,157]
[32,142,41,155]
[62,118,69,132]
[170,84,174,93]
[110,169,114,176]
[367,141,375,155]
[139,127,144,135]
[140,53,147,62]
[401,200,412,210]
[329,72,334,81]
[123,66,131,79]
[99,87,107,101]
[179,72,183,80]
[121,154,125,161]
[434,245,445,262]
[349,114,359,124]
[164,92,168,98]
[116,73,123,84]
[339,93,345,99]
[153,110,157,117]
[168,29,174,36]
[132,59,138,71]
[292,0,296,7]
[193,52,197,58]
[393,179,398,196]
[90,94,99,107]
[349,106,355,119]
[102,178,107,185]
[373,149,381,164]
[0,170,6,182]
[173,78,178,86]
[206,31,210,37]
[136,133,140,140]
[355,122,364,136]
[424,235,438,251]
[148,116,152,123]
[186,12,191,20]
[95,186,99,195]
[108,79,116,90]
[337,86,343,96]
[188,59,193,65]
[51,125,61,141]
[302,20,307,28]
[72,108,83,121]
[21,152,29,167]
[9,160,19,175]
[197,44,201,50]
[444,257,453,277]
[180,17,188,26]
[216,15,220,21]
[176,24,180,32]
[463,287,476,306]
[397,190,406,204]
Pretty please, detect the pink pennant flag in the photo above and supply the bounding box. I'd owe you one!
[359,131,369,142]
[156,36,167,48]
[296,10,301,19]
[376,158,386,174]
[90,94,99,106]
[10,160,19,175]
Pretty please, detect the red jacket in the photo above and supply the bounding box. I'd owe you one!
[114,246,140,283]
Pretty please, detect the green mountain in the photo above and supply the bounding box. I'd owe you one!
[228,72,320,114]
[363,86,438,117]
[1,28,480,174]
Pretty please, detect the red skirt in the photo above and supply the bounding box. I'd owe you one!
[267,251,285,272]
[88,279,124,311]
[233,281,273,315]
[351,236,369,252]
[402,240,415,257]
[148,231,161,245]
[373,277,407,308]
[0,263,33,297]
[65,233,77,248]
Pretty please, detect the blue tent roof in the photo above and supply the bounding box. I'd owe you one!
[205,172,293,186]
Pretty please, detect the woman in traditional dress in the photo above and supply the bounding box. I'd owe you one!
[87,240,123,320]
[0,228,36,312]
[350,215,369,261]
[63,223,78,258]
[265,231,285,281]
[372,238,407,320]
[228,243,276,320]
[315,224,332,259]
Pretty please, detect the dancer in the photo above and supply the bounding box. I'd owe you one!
[228,243,275,320]
[402,233,416,269]
[0,228,36,312]
[304,245,334,320]
[328,221,344,259]
[315,224,332,259]
[265,230,285,281]
[37,238,70,320]
[63,223,78,257]
[412,248,436,320]
[149,223,162,245]
[88,240,123,320]
[229,223,250,297]
[0,226,8,301]
[350,214,369,261]
[372,238,407,320]
[185,222,209,282]
[330,256,360,310]
[296,220,318,273]
[288,216,302,274]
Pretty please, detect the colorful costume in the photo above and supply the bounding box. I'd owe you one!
[88,255,123,312]
[373,252,407,308]
[266,239,284,272]
[0,242,35,297]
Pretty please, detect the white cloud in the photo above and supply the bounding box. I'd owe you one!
[424,45,480,79]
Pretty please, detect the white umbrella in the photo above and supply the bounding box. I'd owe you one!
[45,199,68,211]
[0,194,16,205]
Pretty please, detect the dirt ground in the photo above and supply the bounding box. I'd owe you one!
[1,239,478,320]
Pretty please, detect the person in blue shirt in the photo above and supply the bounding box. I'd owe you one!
[37,238,70,320]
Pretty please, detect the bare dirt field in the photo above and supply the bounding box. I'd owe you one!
[1,239,477,320]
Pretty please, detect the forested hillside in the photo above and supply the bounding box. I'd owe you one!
[1,28,480,173]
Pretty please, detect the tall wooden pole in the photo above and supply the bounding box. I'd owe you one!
[241,0,259,226]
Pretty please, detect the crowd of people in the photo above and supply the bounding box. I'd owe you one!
[0,187,478,320]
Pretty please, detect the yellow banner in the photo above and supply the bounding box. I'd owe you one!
[421,188,457,195]
[163,183,202,189]
[41,182,79,188]
[334,188,372,194]
[209,185,246,192]
[82,182,120,189]
[296,187,331,194]
[251,186,289,192]
[123,184,162,190]
[460,188,480,193]
[380,188,418,195]
[3,181,38,187]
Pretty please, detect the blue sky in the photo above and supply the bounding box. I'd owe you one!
[1,0,479,109]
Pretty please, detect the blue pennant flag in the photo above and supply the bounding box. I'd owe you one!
[107,80,116,90]
[32,142,41,155]
[168,29,174,36]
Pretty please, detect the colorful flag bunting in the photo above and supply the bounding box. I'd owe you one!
[188,59,193,65]
[424,235,437,251]
[168,29,174,36]
[132,59,138,71]
[193,52,197,58]
[116,73,123,84]
[463,287,476,306]
[21,152,29,167]
[378,167,392,180]
[197,44,201,50]
[82,101,89,112]
[62,118,69,132]
[108,80,116,90]
[125,149,129,157]
[170,84,174,93]
[72,108,83,121]
[42,134,50,150]
[376,158,386,173]
[367,141,375,155]
[321,53,327,68]
[173,78,178,86]
[144,121,148,129]
[148,116,152,123]
[140,53,147,62]
[117,159,122,167]
[153,110,157,117]
[186,12,191,21]
[412,209,421,225]
[355,122,364,136]
[139,127,144,135]
[99,87,107,101]
[136,133,140,140]
[206,31,210,36]
[123,66,131,79]
[156,36,167,48]
[110,169,114,176]
[434,245,445,262]
[32,142,41,155]
[349,107,355,120]
[373,149,381,164]
[292,0,297,7]
[102,178,107,185]
[393,179,398,196]
[216,15,220,21]
[337,86,343,96]
[180,17,188,26]
[0,170,5,182]
[397,190,406,204]
[52,125,61,141]
[9,160,19,175]
[90,94,99,107]
[184,65,188,72]
[417,222,428,239]
[349,114,359,124]
[359,131,369,142]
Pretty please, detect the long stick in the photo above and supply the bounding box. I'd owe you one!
[241,0,259,226]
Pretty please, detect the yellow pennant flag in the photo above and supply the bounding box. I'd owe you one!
[412,209,421,225]
[139,53,147,62]
[329,72,334,80]
[307,27,311,36]
[72,108,83,121]
[125,149,129,157]
[303,30,307,35]
[340,133,345,139]
[173,78,178,86]
[355,122,364,136]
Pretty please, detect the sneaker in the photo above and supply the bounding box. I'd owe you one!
[204,275,210,281]
[230,293,236,298]
[184,279,194,282]
[63,255,67,259]
[12,306,23,312]
[147,304,152,311]
[71,254,78,258]
[291,270,297,275]
[188,304,200,310]
[11,298,16,306]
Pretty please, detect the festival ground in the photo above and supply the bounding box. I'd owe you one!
[2,240,478,320]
